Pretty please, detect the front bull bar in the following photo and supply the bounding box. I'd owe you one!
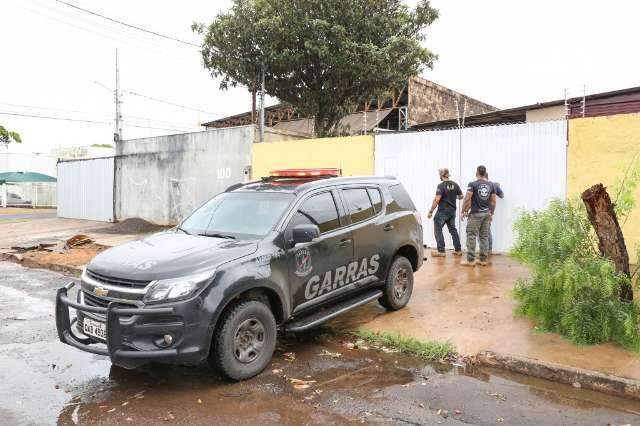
[55,282,178,361]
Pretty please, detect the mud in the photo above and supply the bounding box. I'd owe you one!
[93,218,170,235]
[2,261,639,425]
[342,253,640,382]
[17,243,107,272]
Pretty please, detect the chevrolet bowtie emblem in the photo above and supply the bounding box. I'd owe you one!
[94,287,109,297]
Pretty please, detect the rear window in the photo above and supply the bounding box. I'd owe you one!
[388,184,416,212]
[342,188,375,223]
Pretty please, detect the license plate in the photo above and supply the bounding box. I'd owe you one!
[83,317,107,340]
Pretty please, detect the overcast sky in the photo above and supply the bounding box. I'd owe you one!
[1,0,639,154]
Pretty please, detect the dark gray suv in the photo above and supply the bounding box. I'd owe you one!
[56,169,423,380]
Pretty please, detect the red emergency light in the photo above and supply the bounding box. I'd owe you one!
[269,168,341,178]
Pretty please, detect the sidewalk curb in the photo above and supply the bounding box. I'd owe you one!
[476,350,640,401]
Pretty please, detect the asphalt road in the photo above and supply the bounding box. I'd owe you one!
[1,261,638,425]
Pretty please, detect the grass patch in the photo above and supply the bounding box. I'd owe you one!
[353,328,457,361]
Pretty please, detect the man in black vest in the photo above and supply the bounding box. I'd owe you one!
[461,165,497,266]
[427,168,463,257]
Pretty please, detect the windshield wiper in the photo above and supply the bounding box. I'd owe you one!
[176,226,192,235]
[199,233,236,239]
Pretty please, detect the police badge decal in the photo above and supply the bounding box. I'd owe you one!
[295,247,312,277]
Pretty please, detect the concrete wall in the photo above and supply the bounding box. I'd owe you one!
[116,127,253,225]
[0,151,57,177]
[251,135,374,179]
[568,113,640,261]
[408,77,497,127]
[526,106,566,122]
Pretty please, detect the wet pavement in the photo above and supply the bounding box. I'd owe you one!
[2,261,639,425]
[347,253,640,382]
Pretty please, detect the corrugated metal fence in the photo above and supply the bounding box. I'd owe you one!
[57,157,114,222]
[375,120,568,252]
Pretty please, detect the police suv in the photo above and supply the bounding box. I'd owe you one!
[56,169,423,380]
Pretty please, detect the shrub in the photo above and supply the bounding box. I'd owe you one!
[511,199,640,350]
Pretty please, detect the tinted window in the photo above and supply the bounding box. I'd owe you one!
[388,184,416,213]
[287,192,340,234]
[367,188,383,213]
[343,188,375,223]
[181,192,294,239]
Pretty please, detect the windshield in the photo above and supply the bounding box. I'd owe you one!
[180,192,294,239]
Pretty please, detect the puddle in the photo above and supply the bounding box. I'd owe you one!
[2,262,639,425]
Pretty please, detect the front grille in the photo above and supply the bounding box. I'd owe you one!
[81,290,139,321]
[83,291,109,308]
[86,269,151,289]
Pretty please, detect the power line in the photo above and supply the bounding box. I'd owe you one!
[0,111,194,133]
[0,104,198,129]
[20,0,191,58]
[0,102,94,115]
[54,0,201,48]
[0,111,110,125]
[124,90,222,116]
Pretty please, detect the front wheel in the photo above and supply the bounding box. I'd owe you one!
[210,300,277,381]
[379,256,413,310]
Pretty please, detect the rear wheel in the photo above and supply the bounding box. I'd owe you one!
[210,300,276,380]
[379,256,413,310]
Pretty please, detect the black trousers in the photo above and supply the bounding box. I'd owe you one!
[434,209,461,252]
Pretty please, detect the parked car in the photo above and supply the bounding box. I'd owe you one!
[56,169,423,380]
[6,191,31,206]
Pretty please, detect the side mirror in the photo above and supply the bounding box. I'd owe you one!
[292,224,320,245]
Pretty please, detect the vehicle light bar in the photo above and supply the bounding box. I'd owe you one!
[270,168,341,178]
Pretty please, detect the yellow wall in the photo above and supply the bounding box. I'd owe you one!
[251,135,374,179]
[568,113,640,261]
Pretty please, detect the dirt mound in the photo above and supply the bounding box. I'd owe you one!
[97,218,171,235]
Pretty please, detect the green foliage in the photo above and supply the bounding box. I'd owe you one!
[511,199,640,350]
[195,0,438,136]
[611,155,640,226]
[353,328,456,360]
[90,143,113,148]
[0,125,22,145]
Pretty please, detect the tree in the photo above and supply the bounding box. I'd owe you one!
[194,0,438,136]
[0,125,22,146]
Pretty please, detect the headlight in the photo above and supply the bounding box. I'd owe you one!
[143,270,215,304]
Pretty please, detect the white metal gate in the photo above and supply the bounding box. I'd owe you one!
[375,120,567,253]
[57,157,114,222]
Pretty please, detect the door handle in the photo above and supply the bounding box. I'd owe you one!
[338,238,352,247]
[384,224,395,231]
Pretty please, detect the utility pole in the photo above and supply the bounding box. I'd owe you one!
[114,48,123,142]
[259,64,265,143]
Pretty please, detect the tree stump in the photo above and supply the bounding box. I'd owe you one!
[581,184,633,302]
